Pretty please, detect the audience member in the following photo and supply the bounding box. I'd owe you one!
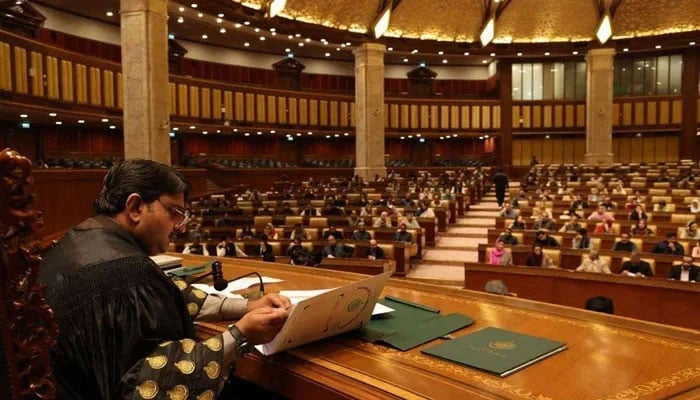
[183,236,209,256]
[322,235,353,258]
[392,223,413,242]
[690,199,700,213]
[484,280,517,297]
[620,251,654,277]
[559,215,583,233]
[668,256,699,282]
[253,235,275,262]
[631,219,654,236]
[401,212,421,229]
[629,205,647,222]
[585,296,614,314]
[572,228,592,250]
[534,230,559,247]
[534,215,556,231]
[652,232,684,255]
[289,223,310,240]
[365,239,386,260]
[576,250,611,274]
[488,240,513,266]
[216,235,246,257]
[373,211,393,228]
[287,237,312,266]
[611,233,637,252]
[500,203,518,218]
[346,209,360,227]
[588,205,613,223]
[525,245,554,268]
[683,221,700,240]
[498,228,519,245]
[351,222,372,241]
[509,215,527,231]
[692,239,700,258]
[323,225,345,240]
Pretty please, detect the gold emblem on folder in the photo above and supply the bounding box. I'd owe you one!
[489,340,517,350]
[136,380,158,399]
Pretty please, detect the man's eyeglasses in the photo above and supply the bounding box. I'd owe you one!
[156,198,190,227]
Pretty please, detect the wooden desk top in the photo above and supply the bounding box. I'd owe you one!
[181,254,700,400]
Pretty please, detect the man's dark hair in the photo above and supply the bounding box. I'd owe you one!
[93,159,191,216]
[585,296,614,314]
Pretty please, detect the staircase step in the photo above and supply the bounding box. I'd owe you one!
[441,232,487,239]
[464,211,501,217]
[405,265,465,284]
[436,237,484,248]
[446,227,488,235]
[422,249,478,263]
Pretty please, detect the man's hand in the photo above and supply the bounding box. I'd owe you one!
[234,307,289,344]
[247,293,291,312]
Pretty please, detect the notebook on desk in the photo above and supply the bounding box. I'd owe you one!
[150,254,183,269]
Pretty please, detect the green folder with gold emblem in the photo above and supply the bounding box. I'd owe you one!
[421,327,567,377]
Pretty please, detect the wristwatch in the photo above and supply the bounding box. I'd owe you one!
[227,324,252,355]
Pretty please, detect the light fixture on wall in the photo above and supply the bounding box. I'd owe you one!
[480,17,495,47]
[596,13,612,44]
[373,1,393,39]
[268,0,287,18]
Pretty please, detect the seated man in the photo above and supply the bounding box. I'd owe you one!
[621,251,654,277]
[585,296,614,314]
[216,235,247,257]
[685,221,700,240]
[500,203,519,219]
[351,222,372,241]
[373,211,393,228]
[323,225,344,240]
[287,237,312,265]
[365,239,386,260]
[401,212,421,229]
[611,233,637,252]
[498,228,519,245]
[39,159,290,399]
[575,250,611,274]
[534,230,559,247]
[299,204,318,216]
[559,215,582,233]
[321,235,353,258]
[669,256,699,282]
[652,232,685,255]
[392,223,413,242]
[572,228,591,250]
[346,209,360,227]
[183,236,209,256]
[253,235,276,262]
[187,223,208,241]
[533,215,556,231]
[216,212,235,226]
[289,223,310,240]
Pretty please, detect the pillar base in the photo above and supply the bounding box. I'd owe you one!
[354,166,387,181]
[584,153,614,165]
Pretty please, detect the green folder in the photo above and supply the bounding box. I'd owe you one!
[421,327,567,377]
[361,297,475,351]
[165,264,208,277]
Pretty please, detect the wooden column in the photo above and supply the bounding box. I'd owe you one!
[498,60,513,171]
[353,43,386,179]
[681,48,699,160]
[584,48,616,165]
[120,0,170,163]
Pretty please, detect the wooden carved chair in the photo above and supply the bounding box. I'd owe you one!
[0,148,58,399]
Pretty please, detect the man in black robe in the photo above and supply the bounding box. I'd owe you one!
[492,168,509,207]
[39,159,290,399]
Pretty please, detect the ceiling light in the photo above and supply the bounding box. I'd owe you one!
[482,59,488,64]
[220,28,227,33]
[55,121,62,125]
[346,42,351,46]
[269,0,287,18]
[336,47,341,51]
[287,53,294,58]
[438,51,444,55]
[288,34,294,39]
[244,42,250,47]
[190,3,198,8]
[480,17,495,46]
[295,33,301,37]
[572,51,578,55]
[623,47,629,52]
[305,38,310,42]
[341,43,346,48]
[233,128,238,132]
[197,12,203,18]
[296,133,302,136]
[544,52,550,56]
[271,28,277,32]
[403,58,409,62]
[257,131,263,135]
[595,13,612,44]
[308,132,314,135]
[218,13,224,17]
[106,11,114,17]
[463,51,470,56]
[109,125,116,129]
[400,136,405,140]
[408,135,413,138]
[453,134,458,137]
[216,129,221,133]
[216,18,223,24]
[517,52,522,56]
[259,36,265,40]
[19,113,27,118]
[244,132,250,136]
[270,130,276,133]
[49,112,57,117]
[343,132,349,136]
[298,43,304,47]
[479,136,484,140]
[285,48,291,52]
[78,119,85,124]
[655,45,662,49]
[201,34,208,39]
[442,59,448,64]
[173,127,179,131]
[484,134,489,138]
[326,135,331,138]
[190,125,196,129]
[373,4,392,39]
[690,41,696,46]
[254,28,260,32]
[244,21,251,25]
[234,23,242,28]
[334,133,340,137]
[419,138,425,143]
[419,62,426,67]
[388,47,393,51]
[101,118,109,122]
[177,17,184,23]
[490,52,496,56]
[411,49,418,54]
[178,6,185,12]
[325,52,330,57]
[168,34,175,39]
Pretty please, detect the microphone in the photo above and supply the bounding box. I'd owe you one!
[187,260,227,290]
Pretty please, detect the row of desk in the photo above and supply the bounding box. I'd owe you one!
[182,254,700,400]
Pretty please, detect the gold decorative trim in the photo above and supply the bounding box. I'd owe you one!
[598,367,700,400]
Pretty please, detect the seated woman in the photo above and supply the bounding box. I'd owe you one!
[631,219,654,236]
[575,250,611,274]
[261,223,280,240]
[629,205,647,222]
[593,220,614,235]
[691,198,700,214]
[572,228,592,249]
[509,215,527,231]
[525,245,555,268]
[488,240,513,266]
[692,239,700,259]
[238,223,255,240]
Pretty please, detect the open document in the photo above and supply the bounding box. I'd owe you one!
[256,270,393,356]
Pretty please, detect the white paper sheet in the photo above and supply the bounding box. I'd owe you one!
[191,276,282,299]
[191,283,244,299]
[280,289,394,315]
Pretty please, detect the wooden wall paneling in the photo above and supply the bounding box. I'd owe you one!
[13,46,27,94]
[520,105,530,128]
[299,98,308,125]
[613,138,621,163]
[102,70,114,108]
[244,93,255,122]
[288,97,298,124]
[0,41,11,90]
[267,95,277,124]
[573,138,585,163]
[667,136,679,160]
[211,89,222,120]
[223,90,233,120]
[199,87,210,119]
[697,99,700,123]
[612,103,621,126]
[659,100,670,124]
[542,105,553,128]
[46,56,59,99]
[350,102,355,127]
[512,139,523,166]
[471,106,481,129]
[319,100,328,126]
[440,105,450,129]
[177,84,189,116]
[553,105,563,128]
[563,137,576,163]
[383,104,388,128]
[511,105,520,129]
[622,102,632,126]
[329,100,338,126]
[89,67,101,106]
[576,104,585,127]
[641,137,655,163]
[399,104,409,128]
[634,102,645,126]
[339,101,348,127]
[430,105,439,129]
[654,136,668,162]
[29,52,43,96]
[532,105,542,128]
[309,99,319,126]
[256,94,266,123]
[521,139,533,165]
[492,105,500,129]
[542,137,554,163]
[615,137,628,163]
[450,105,460,129]
[60,60,73,102]
[629,137,643,163]
[564,105,575,128]
[389,104,399,128]
[278,96,288,124]
[234,91,244,121]
[671,100,683,124]
[167,83,175,115]
[646,101,657,126]
[410,104,419,128]
[116,72,123,109]
[462,105,471,129]
[481,106,491,129]
[419,105,429,129]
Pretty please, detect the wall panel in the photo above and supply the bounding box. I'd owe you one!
[29,52,43,96]
[89,67,101,106]
[60,60,73,102]
[102,70,114,108]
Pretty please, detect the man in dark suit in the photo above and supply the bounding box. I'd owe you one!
[620,251,654,277]
[321,235,352,258]
[323,225,344,240]
[253,236,275,262]
[365,239,386,260]
[492,168,509,208]
[652,232,684,255]
[668,256,699,282]
[392,223,412,242]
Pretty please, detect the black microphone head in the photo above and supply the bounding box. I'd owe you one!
[213,278,228,291]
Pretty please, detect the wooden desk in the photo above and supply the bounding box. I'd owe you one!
[183,255,700,400]
[464,262,700,330]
